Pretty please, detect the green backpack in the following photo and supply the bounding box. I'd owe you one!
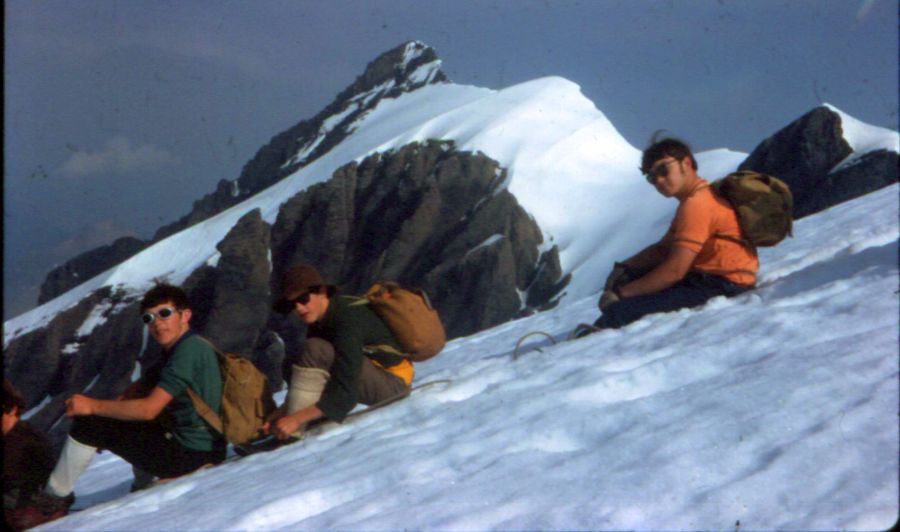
[186,339,276,445]
[711,171,794,248]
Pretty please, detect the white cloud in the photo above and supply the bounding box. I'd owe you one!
[60,136,177,177]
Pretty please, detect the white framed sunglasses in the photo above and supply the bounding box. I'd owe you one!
[141,307,179,325]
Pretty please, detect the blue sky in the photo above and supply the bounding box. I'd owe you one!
[4,0,897,319]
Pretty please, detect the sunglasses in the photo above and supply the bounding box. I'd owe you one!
[141,307,179,325]
[292,292,312,306]
[643,159,679,184]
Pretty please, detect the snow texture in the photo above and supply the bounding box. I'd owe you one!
[37,185,899,531]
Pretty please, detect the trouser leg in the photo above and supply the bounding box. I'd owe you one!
[64,415,224,480]
[45,437,97,497]
[298,338,408,406]
[355,355,409,405]
[286,354,330,437]
[287,366,330,414]
[130,466,157,492]
[595,272,751,329]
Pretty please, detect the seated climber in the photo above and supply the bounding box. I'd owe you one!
[582,137,756,334]
[264,264,412,440]
[35,283,226,518]
[3,379,58,531]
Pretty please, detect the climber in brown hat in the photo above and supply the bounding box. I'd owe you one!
[265,264,412,440]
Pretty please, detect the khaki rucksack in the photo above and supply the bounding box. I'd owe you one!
[711,171,794,248]
[186,340,276,445]
[355,281,446,362]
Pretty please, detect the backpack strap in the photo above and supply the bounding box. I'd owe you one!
[186,388,224,435]
[349,293,408,359]
[185,337,227,436]
[707,184,758,253]
[362,343,406,357]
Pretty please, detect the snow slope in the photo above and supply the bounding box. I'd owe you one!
[40,184,899,531]
[4,76,746,344]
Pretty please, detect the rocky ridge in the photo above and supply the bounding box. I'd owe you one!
[739,105,898,219]
[39,41,448,302]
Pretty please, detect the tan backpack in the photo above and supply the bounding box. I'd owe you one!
[357,281,446,362]
[187,340,276,445]
[711,171,794,248]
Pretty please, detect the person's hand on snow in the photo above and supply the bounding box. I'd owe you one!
[599,289,621,311]
[261,404,287,434]
[269,413,303,440]
[604,262,631,292]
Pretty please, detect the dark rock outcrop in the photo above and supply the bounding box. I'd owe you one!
[3,287,145,450]
[39,236,147,304]
[796,149,899,217]
[186,209,272,360]
[739,106,898,218]
[269,140,566,340]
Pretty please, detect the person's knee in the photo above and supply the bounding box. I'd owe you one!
[68,415,104,446]
[298,338,336,370]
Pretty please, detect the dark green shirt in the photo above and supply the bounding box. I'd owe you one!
[309,296,403,422]
[155,333,224,451]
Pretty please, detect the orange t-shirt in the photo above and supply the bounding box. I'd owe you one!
[666,179,758,286]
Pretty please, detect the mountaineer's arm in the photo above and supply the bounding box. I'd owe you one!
[66,387,173,421]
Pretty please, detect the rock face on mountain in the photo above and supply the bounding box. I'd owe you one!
[4,286,145,447]
[153,41,448,242]
[186,209,272,358]
[38,236,147,305]
[821,150,899,215]
[37,41,448,303]
[269,140,567,343]
[738,106,898,219]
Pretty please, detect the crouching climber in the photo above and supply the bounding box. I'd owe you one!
[264,264,413,440]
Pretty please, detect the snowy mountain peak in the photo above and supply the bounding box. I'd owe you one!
[823,102,900,169]
[400,40,445,82]
[137,42,451,247]
[282,41,448,169]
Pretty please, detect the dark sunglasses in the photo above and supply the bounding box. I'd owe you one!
[141,307,178,324]
[643,159,679,184]
[291,286,323,306]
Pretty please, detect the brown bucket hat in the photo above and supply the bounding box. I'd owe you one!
[273,264,329,314]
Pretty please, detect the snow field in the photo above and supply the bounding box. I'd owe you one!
[43,185,899,531]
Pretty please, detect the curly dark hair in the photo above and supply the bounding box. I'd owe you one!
[640,133,698,175]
